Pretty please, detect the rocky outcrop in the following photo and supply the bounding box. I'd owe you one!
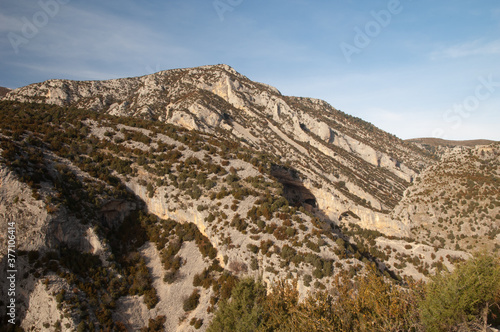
[310,185,409,237]
[0,165,50,258]
[21,276,74,331]
[114,241,211,331]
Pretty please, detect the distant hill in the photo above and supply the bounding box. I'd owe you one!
[0,87,11,98]
[393,143,500,252]
[407,137,497,147]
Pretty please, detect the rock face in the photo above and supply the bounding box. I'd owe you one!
[4,64,434,236]
[0,161,138,329]
[0,165,49,257]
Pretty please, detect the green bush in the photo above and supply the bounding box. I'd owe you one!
[303,274,312,287]
[246,243,259,254]
[207,278,266,332]
[141,315,166,332]
[183,289,201,312]
[420,252,500,331]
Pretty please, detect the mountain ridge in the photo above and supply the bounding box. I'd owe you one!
[4,64,435,237]
[407,137,497,147]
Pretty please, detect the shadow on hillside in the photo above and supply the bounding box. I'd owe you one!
[270,164,402,282]
[270,164,317,210]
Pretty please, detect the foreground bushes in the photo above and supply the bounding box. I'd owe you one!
[420,252,500,331]
[208,252,500,332]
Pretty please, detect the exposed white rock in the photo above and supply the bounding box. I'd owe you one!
[0,165,49,259]
[21,277,74,332]
[114,241,211,332]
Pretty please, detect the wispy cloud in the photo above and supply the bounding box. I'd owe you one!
[1,3,194,80]
[430,39,500,59]
[0,13,24,33]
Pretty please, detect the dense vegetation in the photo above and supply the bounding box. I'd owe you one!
[209,252,500,332]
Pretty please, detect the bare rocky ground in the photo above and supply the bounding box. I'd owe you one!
[114,241,211,331]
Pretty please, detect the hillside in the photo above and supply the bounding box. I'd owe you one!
[407,137,498,158]
[0,100,468,330]
[0,87,11,98]
[0,65,499,331]
[393,144,500,252]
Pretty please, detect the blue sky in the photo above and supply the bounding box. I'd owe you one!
[1,0,499,140]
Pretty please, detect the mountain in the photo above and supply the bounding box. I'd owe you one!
[0,65,498,330]
[407,137,498,158]
[407,137,497,147]
[4,64,436,236]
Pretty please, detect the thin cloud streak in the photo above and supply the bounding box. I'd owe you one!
[430,39,500,59]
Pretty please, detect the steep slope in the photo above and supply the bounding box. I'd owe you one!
[4,64,435,236]
[392,143,500,252]
[2,101,422,330]
[0,101,493,329]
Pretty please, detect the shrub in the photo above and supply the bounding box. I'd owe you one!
[206,213,216,223]
[141,315,166,332]
[246,243,259,254]
[260,240,273,256]
[183,289,201,312]
[420,252,500,331]
[250,257,259,271]
[163,271,178,284]
[303,274,312,287]
[280,245,296,262]
[207,278,266,332]
[144,288,159,309]
[194,318,203,329]
[231,214,248,232]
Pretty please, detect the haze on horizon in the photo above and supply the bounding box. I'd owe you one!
[1,0,499,141]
